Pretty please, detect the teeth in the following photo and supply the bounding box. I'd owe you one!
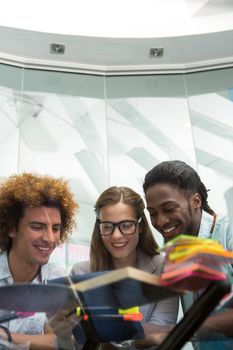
[112,242,127,247]
[163,226,176,233]
[37,246,51,251]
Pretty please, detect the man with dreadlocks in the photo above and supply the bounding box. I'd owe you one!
[143,160,233,274]
[0,173,78,349]
[143,160,233,349]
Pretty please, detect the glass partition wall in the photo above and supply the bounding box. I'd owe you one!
[1,63,233,270]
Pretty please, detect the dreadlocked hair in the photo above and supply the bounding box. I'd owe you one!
[143,160,215,215]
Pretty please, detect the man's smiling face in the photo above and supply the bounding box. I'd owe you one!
[9,206,61,268]
[145,183,202,242]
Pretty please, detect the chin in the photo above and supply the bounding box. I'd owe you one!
[36,257,50,266]
[113,252,129,260]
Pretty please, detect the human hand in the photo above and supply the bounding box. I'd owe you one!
[134,333,168,348]
[134,323,174,348]
[47,308,81,349]
[198,309,233,338]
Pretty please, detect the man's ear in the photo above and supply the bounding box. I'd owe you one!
[192,193,202,209]
[8,228,16,238]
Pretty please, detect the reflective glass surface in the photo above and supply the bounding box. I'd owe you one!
[0,65,232,272]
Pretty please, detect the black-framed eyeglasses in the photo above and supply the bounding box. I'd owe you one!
[97,218,141,236]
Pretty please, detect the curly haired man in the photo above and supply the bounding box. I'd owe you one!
[0,173,78,349]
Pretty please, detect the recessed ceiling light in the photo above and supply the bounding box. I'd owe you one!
[150,48,164,57]
[50,43,65,54]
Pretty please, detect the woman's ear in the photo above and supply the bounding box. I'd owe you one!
[192,193,202,209]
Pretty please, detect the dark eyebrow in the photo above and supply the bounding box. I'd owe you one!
[29,221,61,226]
[161,200,178,206]
[29,221,45,225]
[99,220,137,224]
[147,201,177,211]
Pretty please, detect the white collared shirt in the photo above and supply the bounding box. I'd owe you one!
[0,251,65,334]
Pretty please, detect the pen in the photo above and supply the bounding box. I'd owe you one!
[64,308,123,318]
[64,307,143,322]
[82,313,143,321]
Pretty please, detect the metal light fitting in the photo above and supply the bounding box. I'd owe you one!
[150,48,164,57]
[50,43,65,54]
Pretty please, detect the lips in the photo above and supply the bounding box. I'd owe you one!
[37,246,51,251]
[111,241,128,248]
[160,224,178,241]
[163,225,177,233]
[35,245,54,256]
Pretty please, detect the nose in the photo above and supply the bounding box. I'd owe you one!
[155,213,169,228]
[42,226,55,244]
[111,225,123,238]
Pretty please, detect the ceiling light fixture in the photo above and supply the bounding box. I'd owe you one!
[150,48,164,57]
[50,43,65,54]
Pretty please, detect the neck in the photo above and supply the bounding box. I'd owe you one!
[111,251,137,270]
[8,250,40,283]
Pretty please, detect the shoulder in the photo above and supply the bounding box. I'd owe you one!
[215,214,231,227]
[0,251,12,281]
[199,211,231,241]
[0,250,7,262]
[0,251,7,263]
[150,254,165,274]
[211,213,231,240]
[214,214,233,249]
[41,263,66,281]
[70,260,90,275]
[137,250,164,275]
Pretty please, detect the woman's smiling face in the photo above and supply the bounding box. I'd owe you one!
[99,202,140,267]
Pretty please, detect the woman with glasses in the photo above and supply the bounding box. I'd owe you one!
[71,186,178,349]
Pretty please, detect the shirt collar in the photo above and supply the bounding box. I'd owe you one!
[39,264,49,283]
[0,250,47,282]
[198,211,216,239]
[0,251,12,280]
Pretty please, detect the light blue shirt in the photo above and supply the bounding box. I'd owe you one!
[0,251,65,334]
[198,211,233,274]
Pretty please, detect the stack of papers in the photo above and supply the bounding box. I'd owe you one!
[159,235,233,291]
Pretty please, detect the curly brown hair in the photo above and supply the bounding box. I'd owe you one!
[0,173,78,251]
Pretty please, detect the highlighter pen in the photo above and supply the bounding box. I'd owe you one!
[64,306,142,321]
[82,313,143,322]
[64,308,120,318]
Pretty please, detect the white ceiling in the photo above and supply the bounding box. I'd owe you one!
[1,0,233,37]
[0,0,233,74]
